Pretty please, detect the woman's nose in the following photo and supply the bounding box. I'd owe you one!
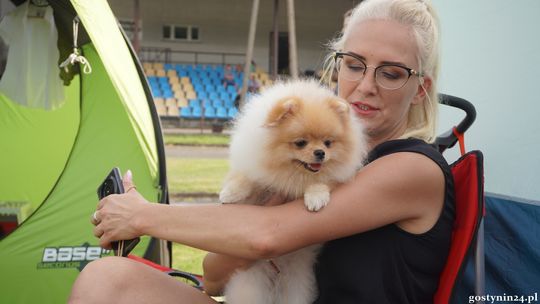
[355,69,378,95]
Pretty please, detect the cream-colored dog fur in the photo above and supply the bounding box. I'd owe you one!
[220,80,367,304]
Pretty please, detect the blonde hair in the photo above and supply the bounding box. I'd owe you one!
[321,0,440,142]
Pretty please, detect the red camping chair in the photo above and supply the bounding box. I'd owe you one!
[433,94,485,304]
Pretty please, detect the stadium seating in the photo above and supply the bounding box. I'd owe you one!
[143,62,274,125]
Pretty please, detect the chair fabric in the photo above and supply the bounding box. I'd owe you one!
[434,150,484,304]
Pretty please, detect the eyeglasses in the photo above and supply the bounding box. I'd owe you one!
[334,52,424,90]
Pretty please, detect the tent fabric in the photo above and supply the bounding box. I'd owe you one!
[0,76,80,210]
[0,1,64,109]
[452,194,540,303]
[72,0,158,181]
[0,43,160,304]
[0,1,166,302]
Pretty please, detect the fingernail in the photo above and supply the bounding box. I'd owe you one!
[126,170,133,182]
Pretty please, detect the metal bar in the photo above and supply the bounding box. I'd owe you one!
[272,0,279,79]
[240,0,260,109]
[133,0,140,54]
[475,219,486,303]
[286,0,298,78]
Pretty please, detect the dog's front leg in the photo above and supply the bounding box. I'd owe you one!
[219,171,255,204]
[304,183,330,211]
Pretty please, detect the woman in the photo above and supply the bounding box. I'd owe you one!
[69,0,453,303]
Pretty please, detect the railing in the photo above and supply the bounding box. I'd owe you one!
[139,47,245,66]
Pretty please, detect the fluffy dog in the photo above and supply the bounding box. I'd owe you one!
[220,80,367,304]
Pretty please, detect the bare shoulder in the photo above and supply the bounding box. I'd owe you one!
[365,151,444,186]
[360,151,446,233]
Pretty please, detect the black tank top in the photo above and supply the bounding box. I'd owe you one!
[313,138,455,304]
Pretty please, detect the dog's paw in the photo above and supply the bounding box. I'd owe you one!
[304,184,330,212]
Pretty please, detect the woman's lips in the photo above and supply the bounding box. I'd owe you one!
[351,102,378,117]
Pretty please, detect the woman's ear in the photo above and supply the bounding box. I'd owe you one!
[412,76,432,105]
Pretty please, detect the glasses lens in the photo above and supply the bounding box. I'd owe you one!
[336,55,366,82]
[375,65,410,90]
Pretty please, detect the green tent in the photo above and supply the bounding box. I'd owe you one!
[0,0,170,302]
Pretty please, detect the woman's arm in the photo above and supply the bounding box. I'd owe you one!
[202,253,254,296]
[94,151,444,259]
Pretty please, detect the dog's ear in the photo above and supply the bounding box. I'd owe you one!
[328,98,350,118]
[265,98,300,127]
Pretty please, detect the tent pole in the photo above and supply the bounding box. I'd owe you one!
[286,0,298,79]
[240,0,260,109]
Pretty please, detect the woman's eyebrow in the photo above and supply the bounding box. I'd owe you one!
[345,51,407,67]
[380,60,408,67]
[344,51,366,61]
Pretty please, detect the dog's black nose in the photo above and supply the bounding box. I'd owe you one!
[314,149,325,160]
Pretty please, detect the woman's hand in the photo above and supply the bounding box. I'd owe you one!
[91,170,148,249]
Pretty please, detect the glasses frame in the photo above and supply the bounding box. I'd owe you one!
[334,51,424,90]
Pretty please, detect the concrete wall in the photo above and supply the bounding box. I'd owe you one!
[433,0,540,201]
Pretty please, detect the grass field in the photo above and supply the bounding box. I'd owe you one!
[172,243,207,274]
[163,133,230,146]
[167,155,229,275]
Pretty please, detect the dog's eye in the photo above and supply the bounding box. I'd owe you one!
[324,140,332,148]
[294,139,308,148]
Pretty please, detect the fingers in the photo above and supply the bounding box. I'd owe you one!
[90,210,100,225]
[93,223,104,238]
[123,169,137,193]
[93,223,113,250]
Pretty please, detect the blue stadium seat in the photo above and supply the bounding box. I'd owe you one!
[180,107,192,119]
[188,99,200,108]
[202,99,212,108]
[193,76,204,88]
[162,91,174,99]
[220,91,230,100]
[212,99,223,108]
[227,85,237,94]
[198,91,208,100]
[194,83,204,92]
[160,83,171,91]
[216,106,228,120]
[216,84,226,92]
[202,78,212,86]
[151,87,162,97]
[224,99,235,108]
[204,106,216,119]
[164,63,173,70]
[205,84,216,93]
[230,92,238,102]
[209,92,219,101]
[228,107,238,119]
[191,106,202,119]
